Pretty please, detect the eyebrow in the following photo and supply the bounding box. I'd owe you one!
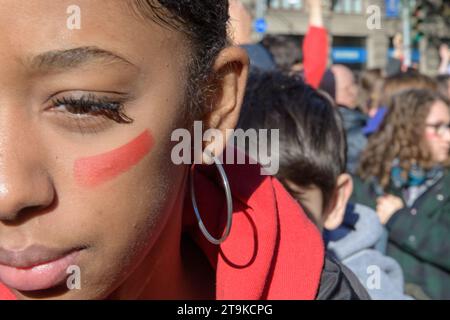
[28,46,137,72]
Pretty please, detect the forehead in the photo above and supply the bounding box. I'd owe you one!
[333,66,354,84]
[427,100,450,122]
[0,0,185,74]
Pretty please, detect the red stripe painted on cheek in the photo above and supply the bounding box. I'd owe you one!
[74,130,154,187]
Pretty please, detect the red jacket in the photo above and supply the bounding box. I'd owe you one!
[303,26,328,89]
[1,161,325,300]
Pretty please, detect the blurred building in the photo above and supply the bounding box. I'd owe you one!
[240,0,450,74]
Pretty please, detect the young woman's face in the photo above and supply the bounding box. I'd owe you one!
[424,100,450,164]
[0,0,193,299]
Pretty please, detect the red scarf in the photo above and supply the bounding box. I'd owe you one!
[0,160,324,300]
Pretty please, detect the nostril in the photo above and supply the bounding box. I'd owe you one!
[1,201,56,226]
[20,204,48,215]
[0,188,57,225]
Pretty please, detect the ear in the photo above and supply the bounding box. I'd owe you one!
[201,46,249,164]
[323,173,354,230]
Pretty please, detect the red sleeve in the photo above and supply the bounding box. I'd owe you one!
[0,282,16,300]
[303,26,328,89]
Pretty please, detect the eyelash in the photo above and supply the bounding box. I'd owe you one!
[50,94,134,126]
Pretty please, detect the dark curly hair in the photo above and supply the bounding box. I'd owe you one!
[130,0,231,119]
[358,89,450,189]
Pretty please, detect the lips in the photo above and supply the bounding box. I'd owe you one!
[0,245,83,292]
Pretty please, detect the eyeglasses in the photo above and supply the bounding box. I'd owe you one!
[426,123,450,136]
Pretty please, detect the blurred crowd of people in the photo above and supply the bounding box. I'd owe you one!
[230,0,450,300]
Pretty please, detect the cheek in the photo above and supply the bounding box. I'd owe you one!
[424,132,446,158]
[67,141,182,298]
[300,195,324,226]
[425,131,439,144]
[74,130,154,187]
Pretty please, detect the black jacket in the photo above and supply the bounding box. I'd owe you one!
[316,255,371,300]
[338,106,368,174]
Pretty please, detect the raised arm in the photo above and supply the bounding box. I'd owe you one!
[303,0,328,89]
[438,44,450,75]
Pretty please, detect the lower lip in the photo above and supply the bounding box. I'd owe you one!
[0,250,81,292]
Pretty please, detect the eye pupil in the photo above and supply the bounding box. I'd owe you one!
[66,104,89,114]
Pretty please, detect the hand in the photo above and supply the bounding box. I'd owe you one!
[393,33,403,48]
[228,0,252,45]
[306,0,322,10]
[376,195,404,225]
[440,44,449,61]
[392,33,404,59]
[306,0,323,27]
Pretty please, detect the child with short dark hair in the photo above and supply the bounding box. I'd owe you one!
[238,70,410,299]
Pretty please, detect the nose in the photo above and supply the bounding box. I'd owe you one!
[0,111,55,222]
[0,167,55,222]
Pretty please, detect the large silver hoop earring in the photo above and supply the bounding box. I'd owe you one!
[190,155,233,245]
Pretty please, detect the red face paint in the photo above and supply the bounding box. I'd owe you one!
[74,130,154,187]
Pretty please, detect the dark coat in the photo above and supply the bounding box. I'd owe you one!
[351,172,450,300]
[338,106,368,174]
[316,255,371,300]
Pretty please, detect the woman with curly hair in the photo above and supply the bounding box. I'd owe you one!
[351,89,450,299]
